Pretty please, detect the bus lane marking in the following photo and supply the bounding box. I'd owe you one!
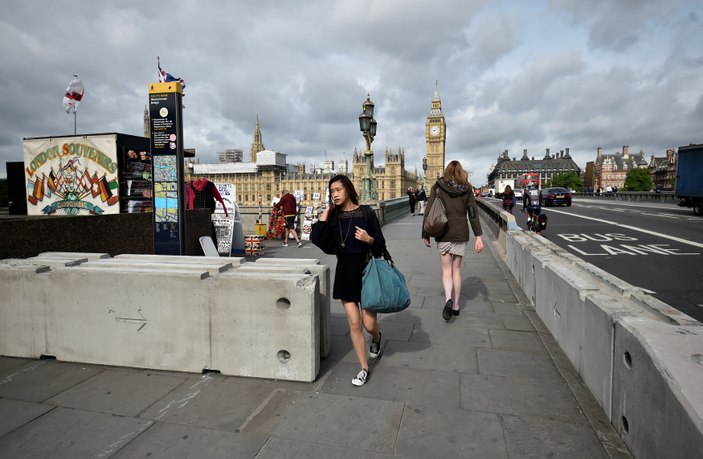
[546,208,703,250]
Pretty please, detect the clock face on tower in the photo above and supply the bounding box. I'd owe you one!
[430,125,440,137]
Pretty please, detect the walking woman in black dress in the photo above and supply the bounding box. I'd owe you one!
[311,175,385,387]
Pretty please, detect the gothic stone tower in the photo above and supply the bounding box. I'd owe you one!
[425,83,446,181]
[250,115,265,162]
[143,105,150,138]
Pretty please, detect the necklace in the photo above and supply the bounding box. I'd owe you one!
[339,214,353,249]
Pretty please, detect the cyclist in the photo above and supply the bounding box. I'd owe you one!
[522,182,543,234]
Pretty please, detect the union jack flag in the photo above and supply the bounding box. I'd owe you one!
[157,56,186,90]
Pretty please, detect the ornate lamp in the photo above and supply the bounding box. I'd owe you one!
[358,94,378,201]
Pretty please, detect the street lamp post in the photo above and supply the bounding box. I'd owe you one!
[422,156,428,191]
[358,94,377,201]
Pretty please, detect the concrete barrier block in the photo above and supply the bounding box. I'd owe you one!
[628,291,700,326]
[578,293,642,416]
[612,317,703,458]
[0,261,50,358]
[210,271,320,382]
[237,265,312,274]
[114,253,246,266]
[252,258,331,359]
[45,267,212,373]
[541,261,606,369]
[26,256,89,267]
[571,259,640,297]
[37,251,111,260]
[81,259,234,275]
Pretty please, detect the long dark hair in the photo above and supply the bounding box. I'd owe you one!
[328,174,359,205]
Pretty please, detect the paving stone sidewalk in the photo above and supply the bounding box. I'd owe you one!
[0,214,630,458]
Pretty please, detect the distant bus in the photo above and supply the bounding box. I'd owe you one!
[515,173,541,192]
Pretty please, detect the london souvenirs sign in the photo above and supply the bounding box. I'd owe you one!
[23,134,120,216]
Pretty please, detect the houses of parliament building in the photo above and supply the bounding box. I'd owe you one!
[144,90,449,207]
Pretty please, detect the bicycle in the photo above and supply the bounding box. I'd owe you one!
[524,206,546,234]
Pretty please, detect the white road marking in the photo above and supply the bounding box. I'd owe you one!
[546,208,703,249]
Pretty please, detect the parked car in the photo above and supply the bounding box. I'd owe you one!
[542,187,572,206]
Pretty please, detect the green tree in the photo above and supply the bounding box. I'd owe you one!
[623,168,653,191]
[548,172,582,191]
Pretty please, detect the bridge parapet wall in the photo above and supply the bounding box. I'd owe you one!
[477,197,703,458]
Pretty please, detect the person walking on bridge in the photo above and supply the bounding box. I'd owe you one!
[502,184,515,214]
[422,160,483,321]
[311,175,386,387]
[407,186,417,215]
[415,183,427,215]
[274,189,302,247]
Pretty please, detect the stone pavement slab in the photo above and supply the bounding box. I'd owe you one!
[0,406,152,458]
[0,398,53,437]
[0,214,627,458]
[46,369,186,417]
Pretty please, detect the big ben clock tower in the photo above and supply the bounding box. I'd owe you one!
[425,82,446,181]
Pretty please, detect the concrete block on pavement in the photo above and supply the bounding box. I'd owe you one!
[612,317,703,458]
[252,258,331,359]
[115,253,246,266]
[45,267,212,373]
[37,251,111,260]
[210,271,320,381]
[0,261,50,358]
[80,259,234,275]
[26,256,89,267]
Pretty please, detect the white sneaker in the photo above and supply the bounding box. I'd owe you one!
[352,368,369,387]
[280,242,288,247]
[297,242,303,248]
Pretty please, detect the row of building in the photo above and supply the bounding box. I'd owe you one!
[487,143,679,193]
[146,88,448,207]
[143,89,678,206]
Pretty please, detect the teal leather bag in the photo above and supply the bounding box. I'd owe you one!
[361,249,411,313]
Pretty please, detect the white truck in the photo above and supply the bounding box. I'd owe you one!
[495,178,515,198]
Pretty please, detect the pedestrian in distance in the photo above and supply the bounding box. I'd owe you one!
[407,186,417,215]
[501,184,515,214]
[311,175,386,387]
[415,183,427,215]
[421,160,483,321]
[274,189,302,247]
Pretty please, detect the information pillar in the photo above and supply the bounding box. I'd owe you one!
[148,82,185,255]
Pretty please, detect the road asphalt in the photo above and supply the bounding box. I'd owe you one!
[0,213,631,458]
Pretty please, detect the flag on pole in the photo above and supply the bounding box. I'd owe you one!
[157,56,186,90]
[63,75,85,113]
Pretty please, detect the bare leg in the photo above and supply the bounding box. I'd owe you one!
[451,255,463,309]
[440,252,454,302]
[343,300,369,370]
[362,309,380,343]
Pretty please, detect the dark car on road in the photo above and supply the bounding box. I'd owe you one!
[542,187,572,206]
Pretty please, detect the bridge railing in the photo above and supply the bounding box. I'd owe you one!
[573,190,677,203]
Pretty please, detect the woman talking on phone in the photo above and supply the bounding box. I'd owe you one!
[311,175,386,387]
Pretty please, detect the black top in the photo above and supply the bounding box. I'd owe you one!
[311,205,385,257]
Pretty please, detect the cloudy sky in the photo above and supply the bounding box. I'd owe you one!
[2,0,702,183]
